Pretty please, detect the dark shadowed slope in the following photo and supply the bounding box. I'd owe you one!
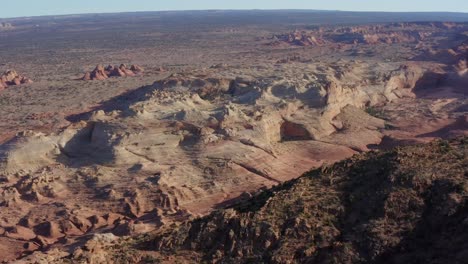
[127,138,468,264]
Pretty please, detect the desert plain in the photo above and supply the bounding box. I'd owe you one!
[0,10,467,263]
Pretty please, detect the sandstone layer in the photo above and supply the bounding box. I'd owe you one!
[272,22,465,47]
[135,138,468,263]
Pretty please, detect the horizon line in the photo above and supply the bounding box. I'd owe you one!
[2,8,468,20]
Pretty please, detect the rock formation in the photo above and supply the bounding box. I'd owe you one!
[0,70,32,90]
[0,20,467,262]
[272,22,461,46]
[136,138,468,263]
[1,59,463,257]
[81,64,144,80]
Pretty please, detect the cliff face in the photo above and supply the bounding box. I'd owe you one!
[140,138,468,263]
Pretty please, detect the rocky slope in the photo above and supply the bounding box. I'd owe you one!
[102,137,468,264]
[1,57,466,262]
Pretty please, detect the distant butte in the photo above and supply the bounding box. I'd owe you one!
[272,22,464,47]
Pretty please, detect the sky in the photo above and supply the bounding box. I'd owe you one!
[1,0,467,18]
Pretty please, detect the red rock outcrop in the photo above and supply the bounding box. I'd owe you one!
[0,70,33,90]
[272,22,460,47]
[82,64,144,80]
[116,64,136,77]
[82,65,109,81]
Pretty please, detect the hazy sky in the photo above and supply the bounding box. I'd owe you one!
[1,0,467,18]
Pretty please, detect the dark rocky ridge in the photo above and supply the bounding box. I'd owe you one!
[132,137,468,263]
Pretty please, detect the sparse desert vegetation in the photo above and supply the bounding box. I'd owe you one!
[0,10,466,263]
